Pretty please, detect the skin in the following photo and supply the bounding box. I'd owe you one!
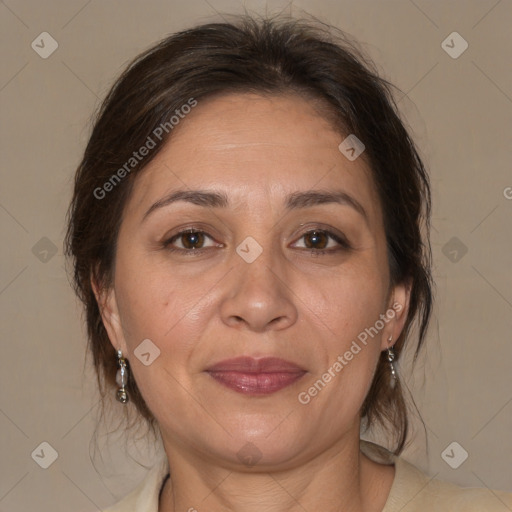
[93,92,411,512]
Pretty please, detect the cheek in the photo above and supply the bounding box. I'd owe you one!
[300,261,387,341]
[115,255,195,338]
[112,258,225,436]
[295,260,386,400]
[113,253,217,383]
[113,264,201,410]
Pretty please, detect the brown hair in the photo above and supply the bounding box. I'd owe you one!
[65,13,433,455]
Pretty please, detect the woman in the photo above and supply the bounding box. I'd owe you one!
[64,14,511,512]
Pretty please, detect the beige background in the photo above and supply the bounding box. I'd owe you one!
[1,0,511,511]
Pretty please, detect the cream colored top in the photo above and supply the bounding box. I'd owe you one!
[104,440,512,511]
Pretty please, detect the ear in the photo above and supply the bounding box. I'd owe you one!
[90,271,128,356]
[380,277,412,351]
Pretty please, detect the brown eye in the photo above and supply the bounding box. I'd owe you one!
[180,231,205,249]
[163,229,218,253]
[293,228,351,253]
[303,230,329,250]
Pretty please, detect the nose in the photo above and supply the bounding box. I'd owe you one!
[219,243,298,333]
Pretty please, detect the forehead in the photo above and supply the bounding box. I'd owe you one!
[126,92,381,222]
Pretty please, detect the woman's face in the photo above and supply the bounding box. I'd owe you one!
[97,92,410,469]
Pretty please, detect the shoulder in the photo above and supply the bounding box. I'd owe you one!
[103,455,170,512]
[389,456,512,512]
[360,440,512,512]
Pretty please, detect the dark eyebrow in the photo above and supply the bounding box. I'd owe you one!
[285,190,368,223]
[142,188,368,224]
[142,190,229,222]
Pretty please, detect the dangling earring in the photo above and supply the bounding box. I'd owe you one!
[387,336,398,389]
[116,349,129,403]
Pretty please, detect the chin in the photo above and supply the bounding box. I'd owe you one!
[201,417,316,470]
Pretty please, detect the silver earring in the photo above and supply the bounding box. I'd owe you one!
[116,349,129,403]
[387,336,398,389]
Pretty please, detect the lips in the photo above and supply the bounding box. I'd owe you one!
[206,356,305,373]
[206,356,306,395]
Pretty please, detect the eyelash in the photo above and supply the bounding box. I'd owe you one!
[161,227,351,256]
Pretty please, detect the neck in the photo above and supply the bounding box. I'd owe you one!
[158,432,394,512]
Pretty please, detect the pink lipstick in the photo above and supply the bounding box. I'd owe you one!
[206,356,306,395]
